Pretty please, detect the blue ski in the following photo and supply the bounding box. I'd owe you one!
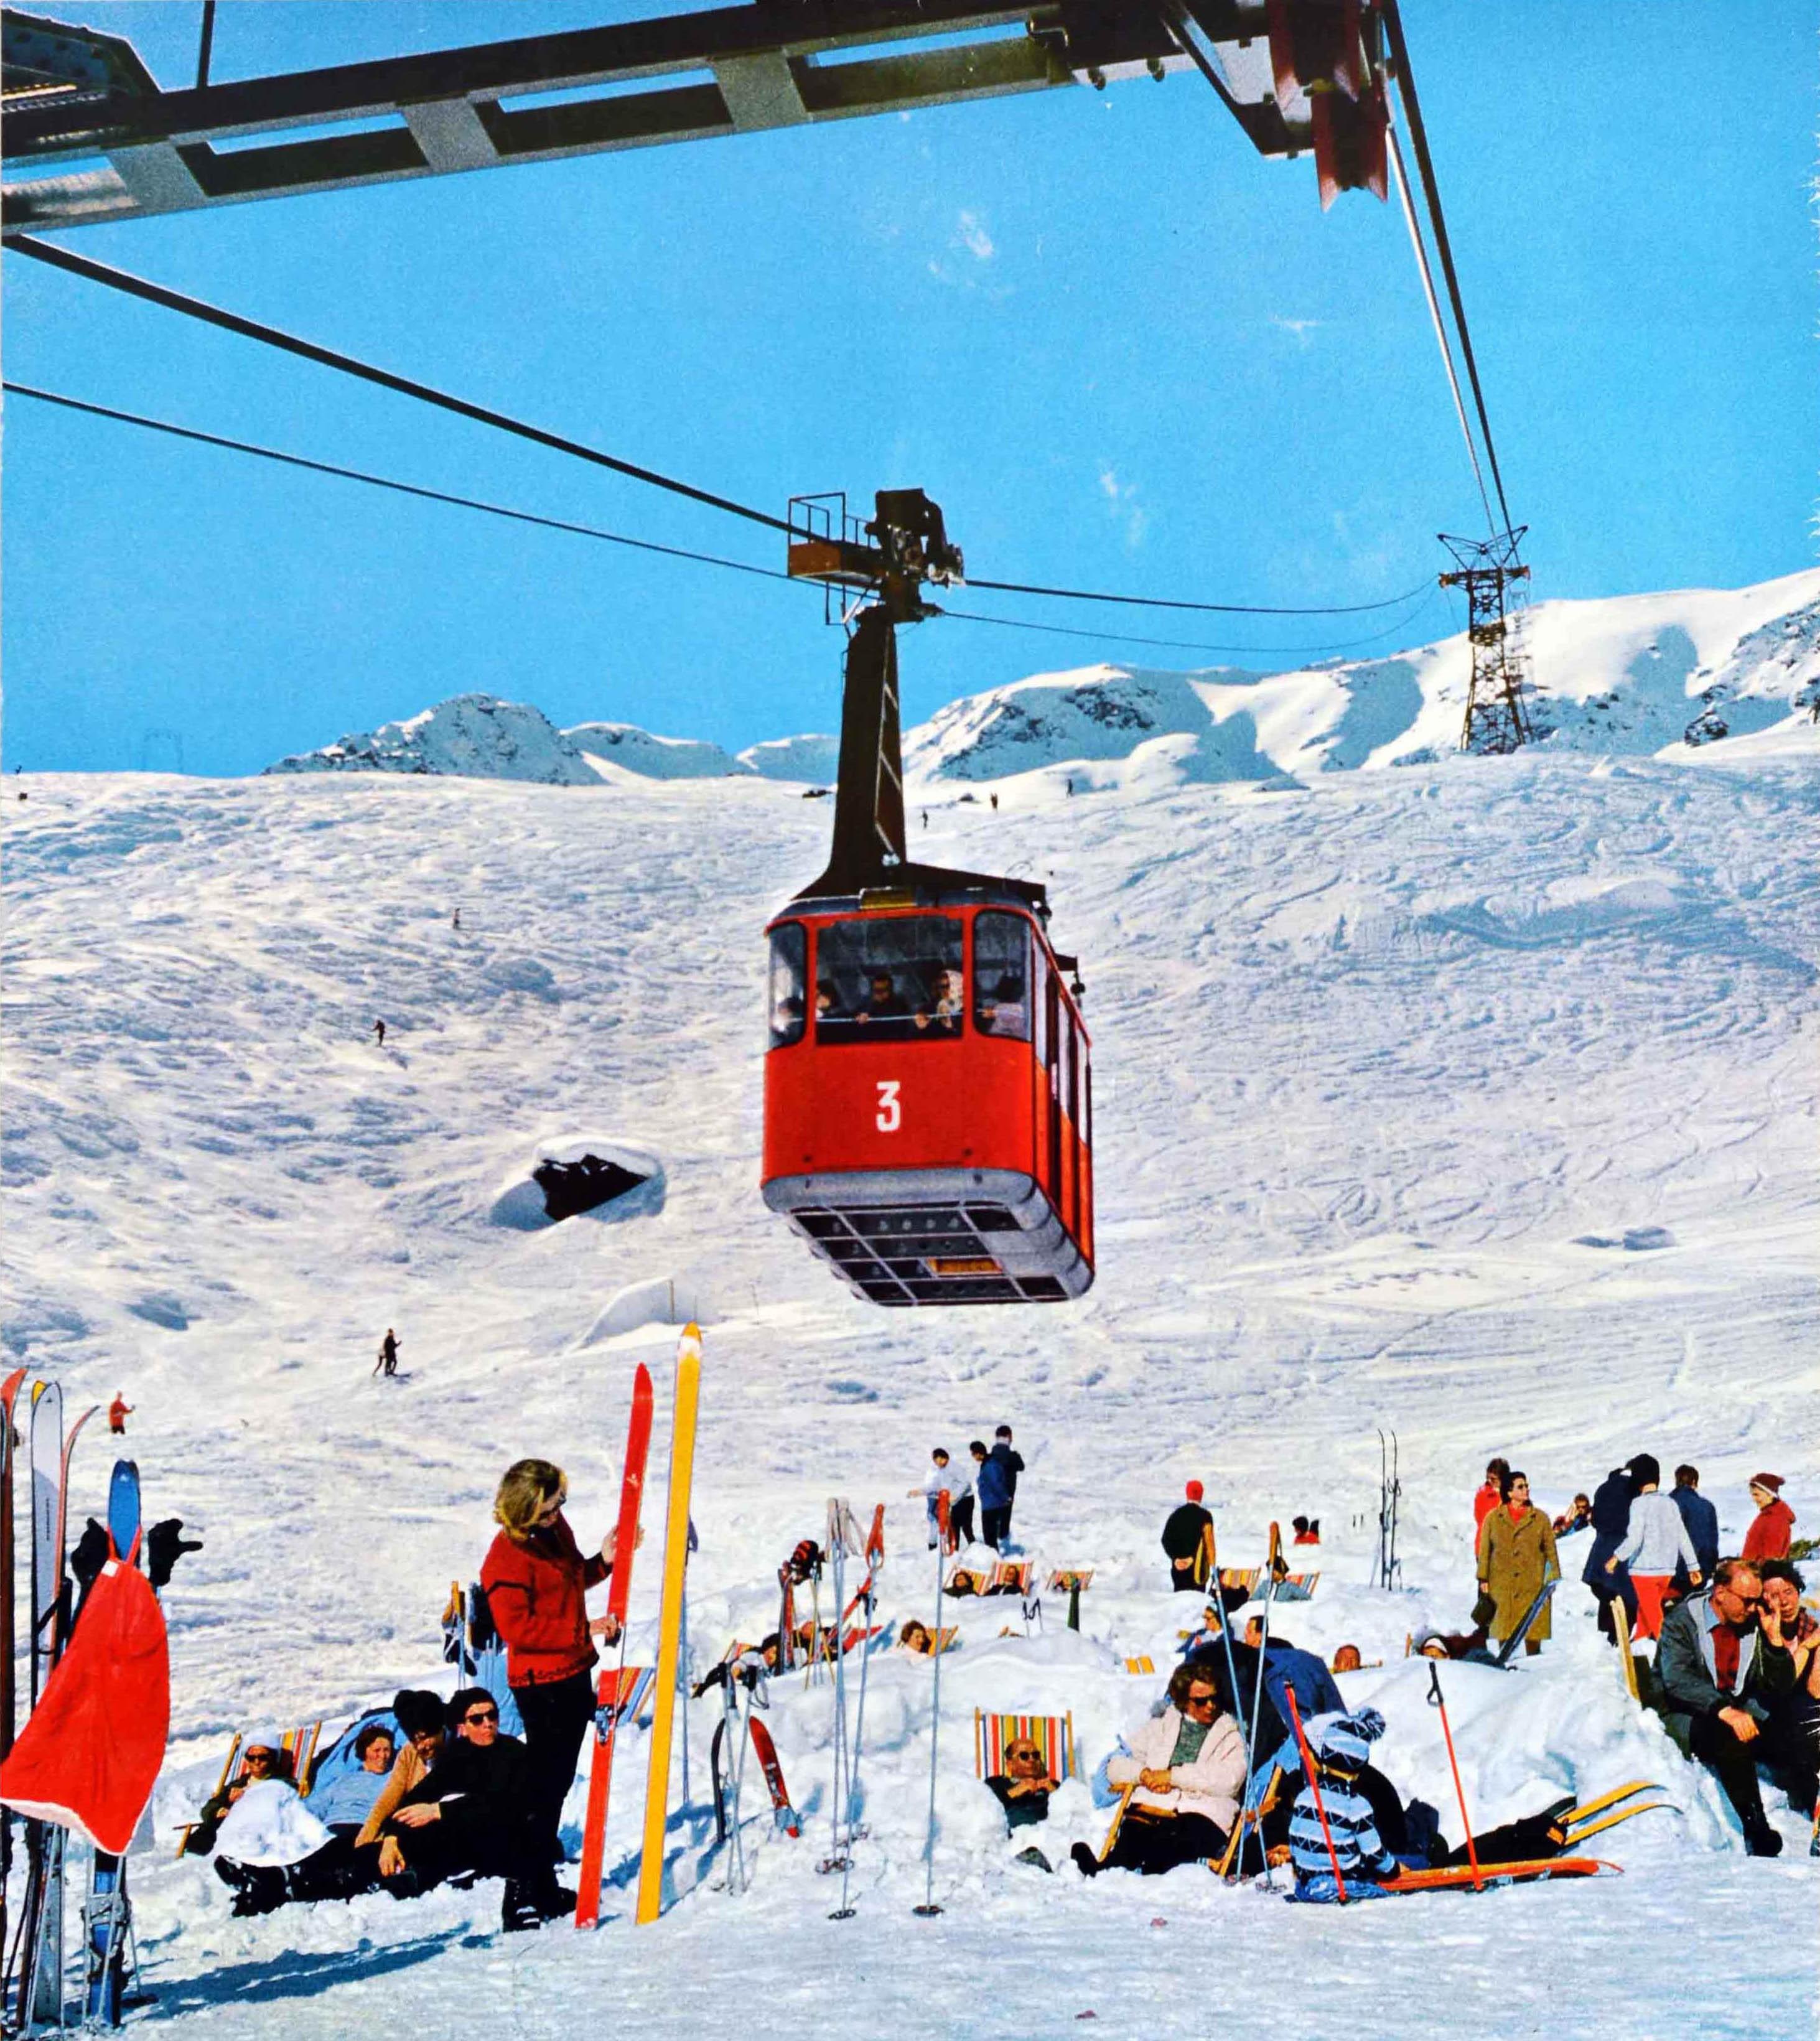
[83,1459,141,2027]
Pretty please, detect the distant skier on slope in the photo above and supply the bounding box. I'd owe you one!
[108,1391,133,1435]
[372,1018,386,1047]
[374,1329,399,1378]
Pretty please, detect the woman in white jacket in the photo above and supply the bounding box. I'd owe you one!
[1072,1663,1246,1877]
[1605,1453,1701,1639]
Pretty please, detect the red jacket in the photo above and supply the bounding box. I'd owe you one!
[1742,1496,1796,1565]
[1473,1482,1501,1532]
[480,1516,607,1688]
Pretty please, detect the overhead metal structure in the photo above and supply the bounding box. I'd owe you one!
[1,1,1391,238]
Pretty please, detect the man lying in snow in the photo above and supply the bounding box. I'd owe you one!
[1071,1663,1245,1877]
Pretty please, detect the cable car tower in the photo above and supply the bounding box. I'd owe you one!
[1440,527,1535,754]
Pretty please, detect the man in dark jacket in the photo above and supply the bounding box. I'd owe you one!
[1650,1560,1795,1856]
[382,1687,546,1925]
[1671,1465,1720,1589]
[1161,1483,1215,1592]
[979,1426,1024,1550]
[1583,1464,1638,1644]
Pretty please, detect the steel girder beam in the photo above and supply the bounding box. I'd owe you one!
[1,1,1310,238]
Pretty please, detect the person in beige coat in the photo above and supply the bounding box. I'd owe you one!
[1071,1663,1247,1877]
[1475,1472,1561,1655]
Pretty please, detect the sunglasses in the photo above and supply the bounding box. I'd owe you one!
[464,1707,500,1724]
[1183,1692,1218,1710]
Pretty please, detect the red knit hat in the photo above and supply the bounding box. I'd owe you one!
[1185,1480,1204,1503]
[1750,1473,1785,1493]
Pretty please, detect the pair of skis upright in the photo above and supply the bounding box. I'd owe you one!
[1,1364,143,2030]
[572,1326,713,1930]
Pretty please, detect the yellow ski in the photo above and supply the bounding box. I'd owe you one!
[635,1325,702,1926]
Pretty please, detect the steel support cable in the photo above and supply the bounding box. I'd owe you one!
[967,572,1432,616]
[935,585,1442,660]
[1386,124,1494,533]
[8,235,1437,625]
[1380,0,1514,536]
[7,234,794,535]
[2,381,802,586]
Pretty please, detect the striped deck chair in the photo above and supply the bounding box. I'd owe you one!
[1272,1571,1320,1600]
[1218,1566,1261,1594]
[597,1665,654,1729]
[1122,1655,1155,1675]
[945,1564,991,1597]
[175,1721,322,1856]
[985,1561,1031,1597]
[1047,1569,1094,1592]
[973,1711,1080,1784]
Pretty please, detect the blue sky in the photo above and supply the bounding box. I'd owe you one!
[4,1,1815,774]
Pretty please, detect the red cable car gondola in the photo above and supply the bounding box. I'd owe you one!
[761,492,1094,1306]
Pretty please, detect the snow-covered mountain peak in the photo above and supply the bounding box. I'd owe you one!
[265,692,599,785]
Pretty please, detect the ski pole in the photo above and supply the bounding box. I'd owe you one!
[1206,1517,1248,1747]
[913,1492,950,1917]
[833,1572,874,1920]
[826,1500,851,1870]
[1427,1662,1481,1890]
[1284,1684,1345,1902]
[1240,1525,1281,1884]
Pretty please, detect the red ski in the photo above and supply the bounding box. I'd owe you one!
[574,1363,655,1930]
[1382,1856,1617,1893]
[747,1716,800,1838]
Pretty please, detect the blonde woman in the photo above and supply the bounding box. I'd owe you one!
[479,1458,622,1917]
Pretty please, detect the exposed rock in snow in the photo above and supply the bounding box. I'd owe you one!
[487,1134,665,1231]
[566,722,753,780]
[265,693,601,784]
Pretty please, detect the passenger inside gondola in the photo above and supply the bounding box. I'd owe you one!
[858,972,910,1023]
[973,912,1030,1038]
[814,917,966,1045]
[915,968,964,1035]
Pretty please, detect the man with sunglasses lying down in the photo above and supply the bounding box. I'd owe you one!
[1651,1556,1797,1857]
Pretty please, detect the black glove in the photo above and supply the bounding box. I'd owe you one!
[147,1517,203,1589]
[70,1518,110,1595]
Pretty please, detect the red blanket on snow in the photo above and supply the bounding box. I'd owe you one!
[0,1548,169,1855]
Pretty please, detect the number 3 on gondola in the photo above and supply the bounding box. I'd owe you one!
[875,1080,901,1133]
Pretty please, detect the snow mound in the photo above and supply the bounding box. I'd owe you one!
[577,1269,714,1342]
[565,722,753,780]
[487,1134,665,1230]
[266,693,602,784]
[737,733,839,782]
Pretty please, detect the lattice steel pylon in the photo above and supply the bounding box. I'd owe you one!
[1439,526,1537,753]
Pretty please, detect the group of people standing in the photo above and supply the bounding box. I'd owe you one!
[920,1427,1025,1550]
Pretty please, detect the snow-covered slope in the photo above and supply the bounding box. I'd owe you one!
[735,732,838,783]
[564,721,752,780]
[266,691,599,784]
[906,568,1820,788]
[4,749,1816,2038]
